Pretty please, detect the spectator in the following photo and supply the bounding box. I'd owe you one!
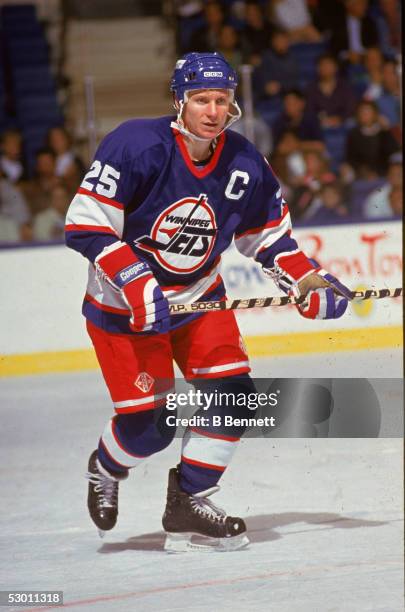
[0,172,31,242]
[273,89,324,152]
[375,59,401,127]
[0,130,25,184]
[378,0,401,53]
[330,0,379,64]
[20,148,61,215]
[268,0,322,43]
[271,129,305,183]
[217,25,243,72]
[360,47,384,99]
[240,1,273,65]
[347,50,399,126]
[187,0,225,52]
[270,130,304,199]
[353,52,400,128]
[46,126,84,194]
[344,100,400,178]
[290,150,336,217]
[306,53,358,128]
[363,160,402,218]
[387,185,402,218]
[253,28,299,101]
[271,131,335,207]
[302,181,350,224]
[32,184,70,241]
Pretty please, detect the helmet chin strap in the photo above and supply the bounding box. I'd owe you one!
[170,93,242,144]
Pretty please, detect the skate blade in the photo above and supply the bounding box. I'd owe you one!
[164,532,249,553]
[98,528,106,539]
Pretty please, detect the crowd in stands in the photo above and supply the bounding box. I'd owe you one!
[0,3,78,244]
[0,126,84,242]
[0,0,402,245]
[175,0,402,224]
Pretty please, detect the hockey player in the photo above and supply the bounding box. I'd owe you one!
[65,52,351,552]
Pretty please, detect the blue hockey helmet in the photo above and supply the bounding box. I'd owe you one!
[170,52,241,141]
[170,52,238,103]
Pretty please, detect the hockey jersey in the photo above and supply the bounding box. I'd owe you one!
[65,116,300,334]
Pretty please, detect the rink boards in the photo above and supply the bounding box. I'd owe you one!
[0,221,402,376]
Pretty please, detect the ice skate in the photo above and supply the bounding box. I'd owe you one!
[86,450,127,537]
[162,467,249,552]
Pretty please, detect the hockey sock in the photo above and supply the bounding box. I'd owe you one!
[98,406,176,473]
[179,375,256,494]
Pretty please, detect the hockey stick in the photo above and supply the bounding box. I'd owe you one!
[169,287,403,315]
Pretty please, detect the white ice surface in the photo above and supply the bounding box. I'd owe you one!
[249,349,403,378]
[0,353,403,612]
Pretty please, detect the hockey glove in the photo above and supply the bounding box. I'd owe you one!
[95,242,170,334]
[264,251,351,320]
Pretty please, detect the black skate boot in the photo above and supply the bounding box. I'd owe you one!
[162,466,249,552]
[86,450,127,537]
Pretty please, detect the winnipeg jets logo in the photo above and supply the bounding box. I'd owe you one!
[135,194,217,274]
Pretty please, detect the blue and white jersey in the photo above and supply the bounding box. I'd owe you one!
[65,116,299,334]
